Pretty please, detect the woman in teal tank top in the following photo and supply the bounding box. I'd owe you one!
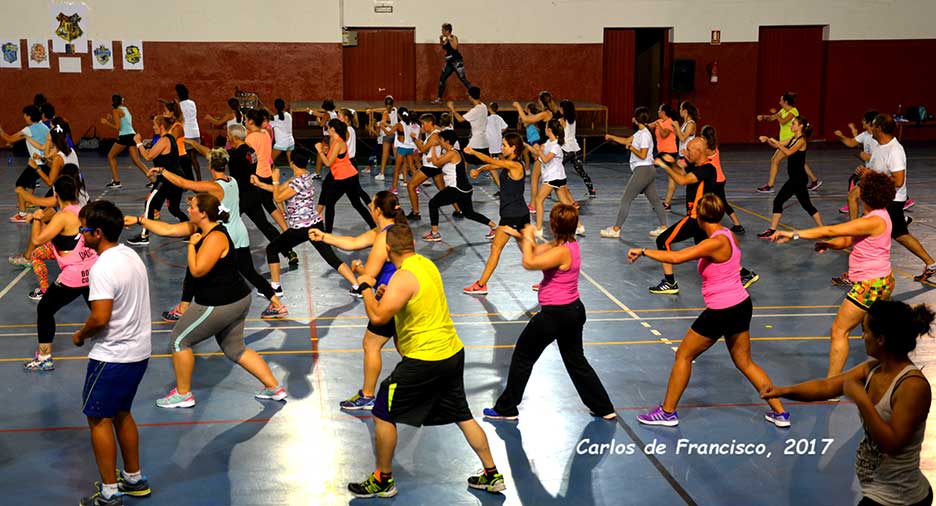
[100,94,152,187]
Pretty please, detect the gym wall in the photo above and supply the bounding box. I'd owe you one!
[1,0,933,144]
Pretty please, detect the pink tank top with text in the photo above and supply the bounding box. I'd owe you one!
[849,208,892,282]
[697,229,748,309]
[538,241,581,306]
[55,204,98,288]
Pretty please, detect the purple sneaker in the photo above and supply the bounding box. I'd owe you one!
[636,405,679,426]
[765,410,791,428]
[482,407,518,421]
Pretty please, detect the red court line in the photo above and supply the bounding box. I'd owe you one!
[0,400,851,434]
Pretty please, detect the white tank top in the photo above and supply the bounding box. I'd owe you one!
[562,120,580,152]
[347,126,357,159]
[678,120,695,156]
[57,149,80,168]
[857,364,929,505]
[421,129,442,167]
[225,115,242,129]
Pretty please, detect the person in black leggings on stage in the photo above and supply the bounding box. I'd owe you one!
[128,116,187,246]
[432,23,472,104]
[757,116,825,238]
[483,204,616,421]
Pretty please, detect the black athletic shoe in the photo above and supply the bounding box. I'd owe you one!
[349,285,365,298]
[741,271,760,289]
[348,473,397,498]
[116,471,152,497]
[287,250,299,266]
[406,212,422,221]
[757,229,775,239]
[127,234,149,246]
[492,191,501,198]
[649,279,679,295]
[730,225,746,235]
[80,489,123,506]
[106,180,122,189]
[467,470,507,493]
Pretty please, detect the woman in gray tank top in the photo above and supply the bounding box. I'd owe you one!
[763,300,933,506]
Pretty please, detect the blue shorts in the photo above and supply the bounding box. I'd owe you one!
[396,147,415,156]
[81,359,148,418]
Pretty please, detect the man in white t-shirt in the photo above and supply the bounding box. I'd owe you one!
[74,200,152,506]
[858,114,936,283]
[449,87,497,193]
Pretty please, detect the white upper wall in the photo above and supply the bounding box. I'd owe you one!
[1,0,932,43]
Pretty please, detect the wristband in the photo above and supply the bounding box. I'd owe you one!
[641,248,646,256]
[358,282,372,292]
[792,232,800,241]
[138,216,144,225]
[136,143,143,148]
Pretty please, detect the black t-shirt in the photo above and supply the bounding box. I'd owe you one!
[684,162,717,218]
[228,144,259,198]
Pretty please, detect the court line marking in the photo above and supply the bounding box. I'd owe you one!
[0,269,30,300]
[0,335,854,363]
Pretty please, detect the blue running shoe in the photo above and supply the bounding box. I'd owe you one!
[765,410,791,428]
[482,407,518,421]
[24,355,54,371]
[340,390,375,410]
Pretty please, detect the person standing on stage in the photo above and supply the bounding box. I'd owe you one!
[432,23,473,104]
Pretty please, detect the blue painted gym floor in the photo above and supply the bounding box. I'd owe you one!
[1,141,935,505]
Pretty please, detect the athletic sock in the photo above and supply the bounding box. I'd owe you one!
[664,274,675,284]
[122,470,142,484]
[376,471,392,483]
[18,211,27,217]
[101,483,119,499]
[927,263,936,271]
[271,282,281,289]
[37,353,51,361]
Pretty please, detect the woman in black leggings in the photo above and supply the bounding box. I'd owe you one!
[757,116,824,237]
[422,130,496,242]
[128,116,187,246]
[251,150,359,295]
[315,119,375,232]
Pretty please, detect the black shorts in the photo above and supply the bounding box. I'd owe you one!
[545,178,567,189]
[499,214,530,232]
[117,134,136,147]
[464,148,490,166]
[887,201,909,238]
[366,318,396,339]
[372,349,472,427]
[15,165,47,189]
[691,297,753,339]
[655,151,679,163]
[420,166,443,178]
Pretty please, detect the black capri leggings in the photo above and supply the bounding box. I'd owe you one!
[38,282,89,344]
[256,176,279,215]
[181,247,277,303]
[772,177,817,216]
[713,181,735,216]
[562,149,595,194]
[429,188,491,227]
[320,175,376,232]
[266,222,344,270]
[240,194,282,243]
[144,177,188,228]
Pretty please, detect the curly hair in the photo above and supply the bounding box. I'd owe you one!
[859,171,896,210]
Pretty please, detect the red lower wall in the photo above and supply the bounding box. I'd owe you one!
[1,39,933,145]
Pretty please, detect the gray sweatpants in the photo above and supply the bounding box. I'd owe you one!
[615,165,667,228]
[170,294,251,362]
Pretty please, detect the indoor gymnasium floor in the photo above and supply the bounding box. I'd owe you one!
[1,141,934,505]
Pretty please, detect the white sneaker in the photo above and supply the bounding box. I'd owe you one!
[649,226,667,237]
[575,224,586,236]
[534,228,545,241]
[374,173,385,181]
[599,227,620,238]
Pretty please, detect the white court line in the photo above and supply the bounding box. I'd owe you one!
[580,269,642,321]
[0,269,30,300]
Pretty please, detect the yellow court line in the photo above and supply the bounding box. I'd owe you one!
[0,305,845,330]
[0,335,855,363]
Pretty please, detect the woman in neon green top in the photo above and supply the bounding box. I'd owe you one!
[756,92,821,192]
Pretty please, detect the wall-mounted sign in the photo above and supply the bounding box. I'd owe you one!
[710,30,721,45]
[374,0,393,13]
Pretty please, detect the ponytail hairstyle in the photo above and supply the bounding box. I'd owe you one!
[679,101,699,122]
[112,94,123,110]
[559,99,576,124]
[339,108,359,128]
[245,108,265,127]
[659,103,676,120]
[547,118,565,146]
[373,190,408,225]
[163,100,183,122]
[700,124,718,150]
[633,106,651,128]
[52,174,79,203]
[538,91,558,114]
[61,164,85,195]
[154,115,174,133]
[321,98,336,111]
[50,120,72,156]
[866,300,935,355]
[504,132,526,161]
[327,117,349,141]
[193,192,229,223]
[228,98,242,123]
[795,116,813,138]
[274,98,287,121]
[208,148,230,173]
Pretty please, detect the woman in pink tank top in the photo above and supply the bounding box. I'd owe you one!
[627,194,790,428]
[482,204,616,421]
[771,171,896,377]
[23,175,98,371]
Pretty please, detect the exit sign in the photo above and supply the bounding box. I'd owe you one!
[374,0,393,13]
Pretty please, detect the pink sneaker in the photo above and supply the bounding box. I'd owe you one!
[527,204,536,214]
[9,213,27,224]
[904,199,916,211]
[485,228,496,241]
[838,205,849,214]
[463,281,488,295]
[390,187,398,195]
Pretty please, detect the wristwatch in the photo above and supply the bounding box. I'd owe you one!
[792,232,800,241]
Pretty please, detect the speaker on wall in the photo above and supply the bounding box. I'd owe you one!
[672,59,695,93]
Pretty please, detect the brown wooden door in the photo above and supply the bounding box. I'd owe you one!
[602,29,636,126]
[343,28,415,100]
[756,26,826,136]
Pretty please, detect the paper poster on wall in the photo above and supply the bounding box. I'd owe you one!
[0,40,22,69]
[27,40,51,68]
[58,56,81,73]
[51,2,89,53]
[121,40,143,70]
[91,40,113,69]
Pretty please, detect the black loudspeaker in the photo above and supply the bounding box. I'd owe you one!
[672,59,695,93]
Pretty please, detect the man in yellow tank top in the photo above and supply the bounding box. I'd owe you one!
[347,224,505,499]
